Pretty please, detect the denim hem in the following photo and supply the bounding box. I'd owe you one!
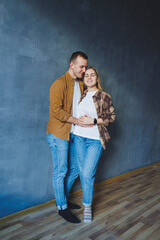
[57,203,68,210]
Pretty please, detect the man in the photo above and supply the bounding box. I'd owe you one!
[46,52,88,223]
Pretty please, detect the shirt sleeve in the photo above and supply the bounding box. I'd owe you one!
[50,80,71,122]
[100,93,116,126]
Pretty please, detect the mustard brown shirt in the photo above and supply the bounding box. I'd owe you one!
[46,71,83,140]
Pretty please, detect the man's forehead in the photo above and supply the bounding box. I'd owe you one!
[75,56,88,64]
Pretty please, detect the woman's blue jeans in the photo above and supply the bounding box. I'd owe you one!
[74,135,103,206]
[46,133,78,210]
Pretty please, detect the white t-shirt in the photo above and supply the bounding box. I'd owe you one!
[70,81,81,133]
[73,90,100,140]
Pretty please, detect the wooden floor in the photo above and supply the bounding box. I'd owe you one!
[1,163,160,240]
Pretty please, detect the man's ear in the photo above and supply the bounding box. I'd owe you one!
[70,62,74,69]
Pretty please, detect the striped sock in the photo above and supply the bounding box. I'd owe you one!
[83,205,92,223]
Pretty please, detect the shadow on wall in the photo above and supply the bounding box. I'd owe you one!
[95,122,121,182]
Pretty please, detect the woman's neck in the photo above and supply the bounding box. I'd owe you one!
[87,86,98,92]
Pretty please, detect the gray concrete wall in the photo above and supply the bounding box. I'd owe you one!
[0,0,160,217]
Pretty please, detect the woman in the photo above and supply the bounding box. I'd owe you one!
[73,67,115,223]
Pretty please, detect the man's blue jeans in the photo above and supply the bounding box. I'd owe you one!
[74,135,103,206]
[46,133,78,210]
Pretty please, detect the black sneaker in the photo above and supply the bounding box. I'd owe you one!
[58,208,81,223]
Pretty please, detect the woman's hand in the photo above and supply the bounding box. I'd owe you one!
[79,115,94,125]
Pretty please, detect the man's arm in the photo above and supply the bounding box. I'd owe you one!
[50,80,92,127]
[50,80,71,122]
[66,116,81,125]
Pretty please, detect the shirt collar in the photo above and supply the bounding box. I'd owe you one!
[83,88,102,96]
[66,71,75,82]
[66,71,84,83]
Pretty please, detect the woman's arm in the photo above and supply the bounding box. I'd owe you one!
[100,94,115,126]
[79,93,115,126]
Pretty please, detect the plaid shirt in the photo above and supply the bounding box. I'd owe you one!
[80,89,115,149]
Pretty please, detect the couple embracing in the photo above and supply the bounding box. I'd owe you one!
[46,51,115,224]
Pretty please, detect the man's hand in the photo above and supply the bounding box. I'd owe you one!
[77,118,94,127]
[66,116,94,127]
[79,115,94,125]
[80,115,105,125]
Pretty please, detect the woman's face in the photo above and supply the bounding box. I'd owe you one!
[84,69,97,88]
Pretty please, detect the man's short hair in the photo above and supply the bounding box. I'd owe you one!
[70,51,88,63]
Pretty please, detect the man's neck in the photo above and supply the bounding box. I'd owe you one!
[68,69,77,80]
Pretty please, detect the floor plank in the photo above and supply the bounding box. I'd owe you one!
[1,163,160,240]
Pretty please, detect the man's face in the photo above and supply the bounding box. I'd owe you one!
[70,56,88,79]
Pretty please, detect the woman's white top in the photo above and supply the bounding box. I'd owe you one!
[70,80,81,133]
[73,90,100,140]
